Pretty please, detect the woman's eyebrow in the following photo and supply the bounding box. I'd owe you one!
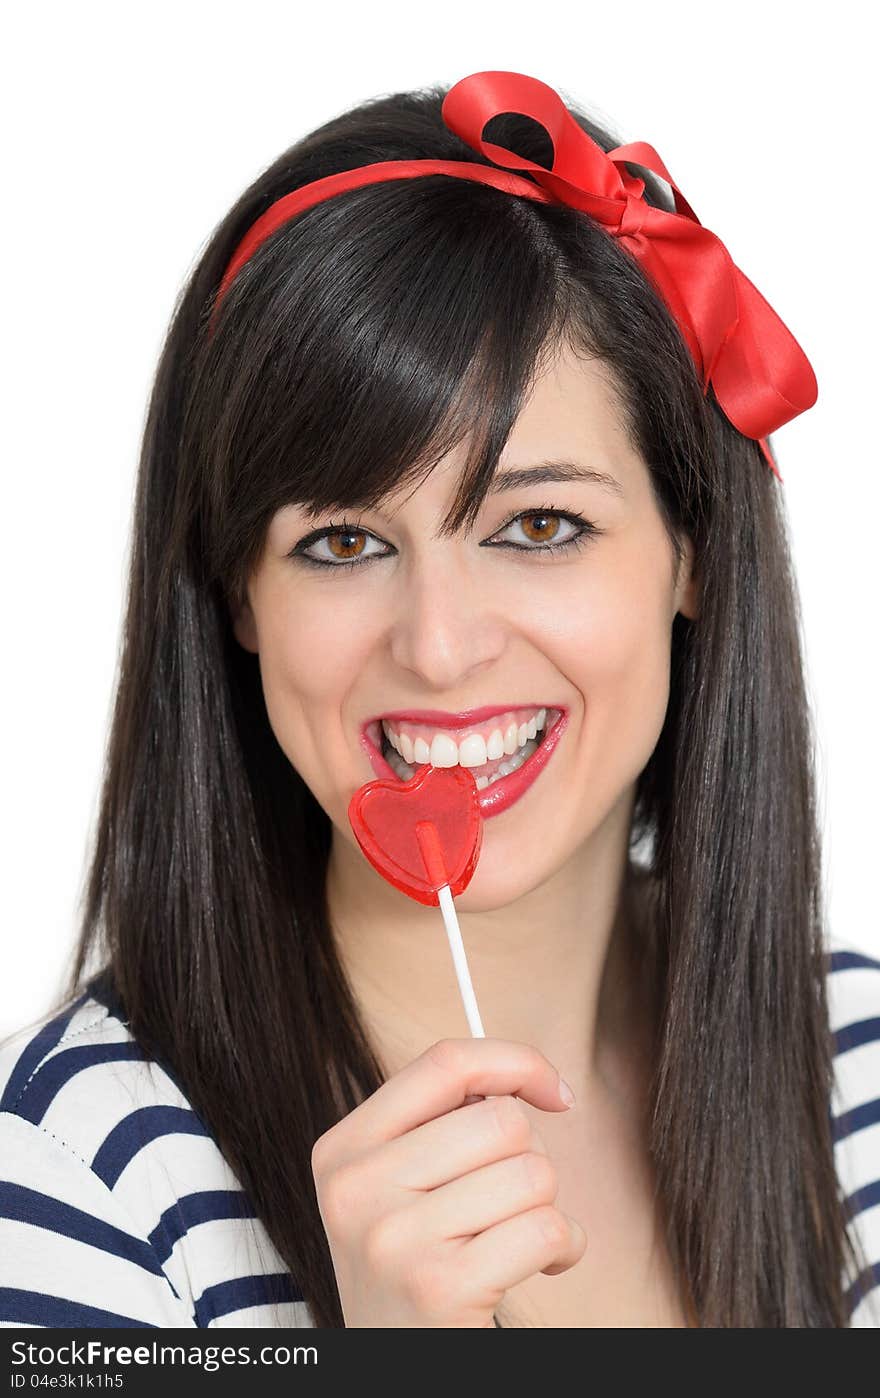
[289,461,624,525]
[490,462,625,497]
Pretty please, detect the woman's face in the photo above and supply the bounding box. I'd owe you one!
[231,342,699,910]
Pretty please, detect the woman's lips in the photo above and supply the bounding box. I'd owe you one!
[359,709,569,820]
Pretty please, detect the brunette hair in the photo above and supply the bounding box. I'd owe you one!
[50,78,865,1325]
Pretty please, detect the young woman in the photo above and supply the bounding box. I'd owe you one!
[2,69,878,1329]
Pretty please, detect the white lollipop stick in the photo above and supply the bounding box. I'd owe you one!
[436,882,485,1038]
[414,818,485,1038]
[436,884,496,1101]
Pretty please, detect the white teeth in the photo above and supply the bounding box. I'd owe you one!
[380,706,554,775]
[381,734,542,789]
[486,728,505,760]
[457,733,488,768]
[381,710,549,767]
[429,733,460,768]
[473,738,539,789]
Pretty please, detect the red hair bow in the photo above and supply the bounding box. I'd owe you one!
[213,71,818,481]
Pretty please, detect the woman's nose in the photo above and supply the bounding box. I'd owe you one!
[386,555,508,690]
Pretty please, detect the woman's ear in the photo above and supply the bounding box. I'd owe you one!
[675,535,700,622]
[230,594,259,654]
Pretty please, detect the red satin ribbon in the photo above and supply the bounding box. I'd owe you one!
[212,71,819,482]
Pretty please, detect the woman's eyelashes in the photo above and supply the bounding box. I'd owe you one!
[287,506,604,571]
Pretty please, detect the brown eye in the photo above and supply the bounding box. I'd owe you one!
[325,528,368,561]
[518,512,565,544]
[291,519,389,569]
[495,509,592,552]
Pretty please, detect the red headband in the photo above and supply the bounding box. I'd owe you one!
[211,70,819,483]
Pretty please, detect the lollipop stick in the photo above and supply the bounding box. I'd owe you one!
[436,882,485,1038]
[415,818,485,1038]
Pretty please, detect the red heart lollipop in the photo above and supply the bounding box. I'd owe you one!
[348,762,483,906]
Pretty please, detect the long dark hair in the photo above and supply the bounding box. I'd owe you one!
[52,78,864,1325]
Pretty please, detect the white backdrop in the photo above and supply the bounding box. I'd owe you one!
[3,0,877,1035]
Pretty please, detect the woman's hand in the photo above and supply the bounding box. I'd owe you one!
[311,1037,587,1327]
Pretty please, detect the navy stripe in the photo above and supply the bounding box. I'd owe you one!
[833,1018,880,1057]
[0,1181,164,1275]
[148,1190,257,1266]
[845,1178,880,1220]
[0,993,90,1114]
[829,949,880,975]
[193,1272,303,1326]
[0,1287,158,1328]
[91,1106,210,1188]
[833,1096,880,1143]
[13,1043,146,1126]
[845,1262,880,1318]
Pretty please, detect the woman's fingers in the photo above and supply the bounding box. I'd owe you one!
[411,1146,560,1239]
[355,1094,550,1194]
[461,1206,588,1290]
[317,1037,573,1171]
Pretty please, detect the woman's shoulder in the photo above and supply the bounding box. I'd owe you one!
[0,973,313,1328]
[825,943,880,1326]
[0,973,226,1199]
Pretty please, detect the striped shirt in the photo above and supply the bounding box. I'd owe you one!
[1,947,879,1328]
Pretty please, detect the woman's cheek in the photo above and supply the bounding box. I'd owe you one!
[574,579,675,793]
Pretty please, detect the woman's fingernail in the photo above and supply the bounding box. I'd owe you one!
[558,1078,576,1108]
